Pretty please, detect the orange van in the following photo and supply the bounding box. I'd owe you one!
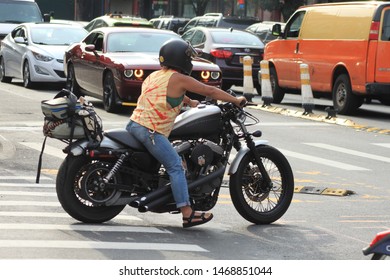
[263,1,390,115]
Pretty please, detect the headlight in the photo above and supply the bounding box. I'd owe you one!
[211,71,221,80]
[124,70,133,78]
[134,69,144,79]
[201,71,210,80]
[32,51,53,62]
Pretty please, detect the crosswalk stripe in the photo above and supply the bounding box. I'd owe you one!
[18,142,65,159]
[0,223,170,234]
[0,176,52,180]
[304,143,390,163]
[0,191,56,197]
[0,240,208,252]
[373,143,390,149]
[279,148,369,171]
[0,183,54,188]
[0,211,142,221]
[0,201,61,206]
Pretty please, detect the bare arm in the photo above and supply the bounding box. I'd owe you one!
[168,73,246,107]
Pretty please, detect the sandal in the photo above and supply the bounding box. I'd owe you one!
[182,211,213,228]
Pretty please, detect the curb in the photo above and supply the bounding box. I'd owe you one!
[249,104,390,135]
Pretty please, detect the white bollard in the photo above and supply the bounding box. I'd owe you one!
[260,60,273,106]
[243,56,255,102]
[300,63,314,115]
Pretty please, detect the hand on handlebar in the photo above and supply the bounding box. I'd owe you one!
[235,96,247,108]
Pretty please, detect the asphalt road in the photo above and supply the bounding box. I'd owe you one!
[0,82,389,269]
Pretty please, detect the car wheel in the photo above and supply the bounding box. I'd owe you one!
[23,61,33,88]
[332,73,362,115]
[66,64,81,97]
[269,66,285,103]
[255,84,262,96]
[0,58,12,83]
[103,71,119,113]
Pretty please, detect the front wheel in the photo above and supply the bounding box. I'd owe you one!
[103,71,120,113]
[56,155,126,223]
[371,253,387,260]
[229,145,294,224]
[23,60,34,88]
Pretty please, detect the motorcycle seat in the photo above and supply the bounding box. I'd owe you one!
[103,128,146,151]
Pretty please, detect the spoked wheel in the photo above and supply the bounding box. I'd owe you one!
[23,60,34,88]
[103,71,119,113]
[229,145,294,224]
[56,155,125,223]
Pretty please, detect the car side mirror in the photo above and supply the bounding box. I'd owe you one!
[272,24,282,37]
[85,44,96,52]
[14,37,27,44]
[177,27,184,35]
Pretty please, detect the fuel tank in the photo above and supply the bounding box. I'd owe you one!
[170,104,222,140]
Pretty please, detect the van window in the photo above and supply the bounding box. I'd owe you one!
[285,11,305,38]
[382,9,390,41]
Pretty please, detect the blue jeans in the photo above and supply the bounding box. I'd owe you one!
[126,121,191,208]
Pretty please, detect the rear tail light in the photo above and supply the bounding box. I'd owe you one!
[210,49,233,59]
[369,21,380,40]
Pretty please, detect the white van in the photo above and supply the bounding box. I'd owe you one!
[0,0,44,40]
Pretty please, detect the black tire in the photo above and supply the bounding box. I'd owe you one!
[332,74,363,115]
[229,145,294,224]
[23,60,33,88]
[255,84,262,96]
[371,253,387,260]
[0,57,12,83]
[269,66,285,103]
[103,71,120,113]
[66,63,81,97]
[56,155,125,223]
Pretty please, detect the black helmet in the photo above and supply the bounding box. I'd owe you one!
[159,39,197,75]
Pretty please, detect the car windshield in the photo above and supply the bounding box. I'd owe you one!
[107,32,180,52]
[0,2,42,23]
[31,27,87,45]
[211,31,262,46]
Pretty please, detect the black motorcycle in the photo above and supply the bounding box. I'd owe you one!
[53,96,294,225]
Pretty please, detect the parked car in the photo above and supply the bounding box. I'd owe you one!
[149,15,190,33]
[0,0,45,41]
[182,26,264,93]
[64,27,222,113]
[178,13,259,35]
[0,22,88,88]
[246,21,285,44]
[84,13,153,32]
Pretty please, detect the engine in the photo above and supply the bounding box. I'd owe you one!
[174,139,225,210]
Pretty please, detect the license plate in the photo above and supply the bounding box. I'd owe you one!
[239,56,253,64]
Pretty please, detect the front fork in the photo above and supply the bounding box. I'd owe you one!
[244,136,273,192]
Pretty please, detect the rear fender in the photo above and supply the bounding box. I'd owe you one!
[228,140,268,175]
[68,137,125,156]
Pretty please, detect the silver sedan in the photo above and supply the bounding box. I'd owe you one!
[0,22,87,88]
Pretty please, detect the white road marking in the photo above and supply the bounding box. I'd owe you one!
[304,143,390,163]
[279,149,369,171]
[0,240,208,252]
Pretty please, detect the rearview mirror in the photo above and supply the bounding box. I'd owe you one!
[272,24,282,37]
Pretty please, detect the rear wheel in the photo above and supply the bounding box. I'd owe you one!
[0,58,12,83]
[332,73,363,115]
[56,155,125,223]
[229,145,294,224]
